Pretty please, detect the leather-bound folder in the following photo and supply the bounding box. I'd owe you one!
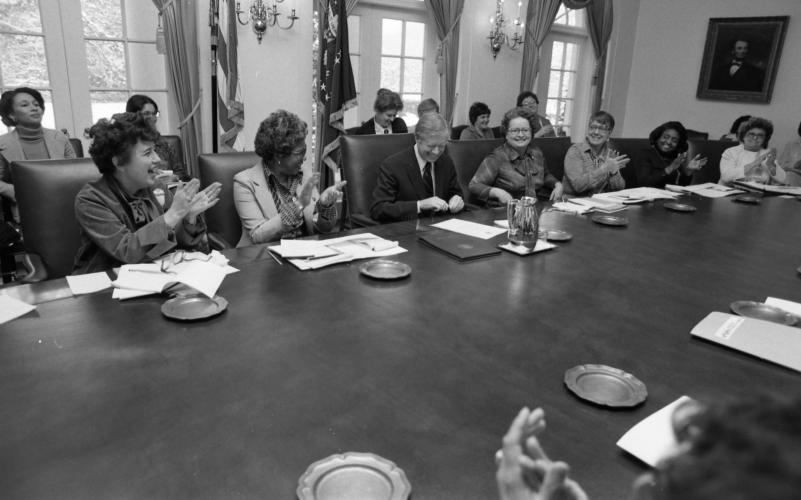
[418,230,501,262]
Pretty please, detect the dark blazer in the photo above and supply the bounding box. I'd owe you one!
[370,147,462,222]
[634,146,692,188]
[709,60,764,92]
[355,117,408,135]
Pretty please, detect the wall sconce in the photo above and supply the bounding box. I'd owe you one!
[236,0,299,44]
[488,0,524,59]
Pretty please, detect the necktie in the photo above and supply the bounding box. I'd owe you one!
[423,162,433,197]
[383,128,389,134]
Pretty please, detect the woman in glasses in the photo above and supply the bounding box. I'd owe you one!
[469,106,563,205]
[636,121,707,188]
[74,113,221,274]
[562,111,629,197]
[719,116,786,186]
[125,94,186,180]
[233,109,346,246]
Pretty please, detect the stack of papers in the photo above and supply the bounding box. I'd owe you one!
[732,180,801,196]
[268,233,406,270]
[66,272,112,295]
[617,396,695,467]
[554,197,627,214]
[593,187,679,204]
[430,219,507,239]
[667,183,744,198]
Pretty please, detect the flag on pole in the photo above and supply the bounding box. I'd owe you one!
[217,0,245,151]
[317,0,357,173]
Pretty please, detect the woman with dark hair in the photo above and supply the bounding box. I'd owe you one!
[515,91,555,138]
[355,89,408,135]
[125,94,186,180]
[778,120,801,186]
[469,106,563,204]
[562,111,629,197]
[0,87,75,219]
[73,113,220,274]
[635,121,707,188]
[233,109,346,246]
[719,116,786,186]
[460,102,494,140]
[720,114,751,142]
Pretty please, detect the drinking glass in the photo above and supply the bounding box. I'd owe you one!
[507,196,539,248]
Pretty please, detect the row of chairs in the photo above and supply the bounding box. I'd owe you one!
[3,135,732,282]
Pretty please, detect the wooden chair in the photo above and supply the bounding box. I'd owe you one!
[687,139,732,185]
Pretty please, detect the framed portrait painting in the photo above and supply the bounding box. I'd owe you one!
[696,16,789,103]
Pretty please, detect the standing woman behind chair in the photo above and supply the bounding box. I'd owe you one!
[516,91,555,138]
[459,102,494,140]
[355,89,408,135]
[0,87,75,220]
[73,113,221,274]
[636,121,707,188]
[719,116,786,186]
[126,94,187,180]
[233,110,346,246]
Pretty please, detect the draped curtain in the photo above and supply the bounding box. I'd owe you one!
[346,0,357,15]
[423,0,465,124]
[519,0,561,93]
[585,0,614,113]
[151,0,202,177]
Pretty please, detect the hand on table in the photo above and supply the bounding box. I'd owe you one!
[418,196,449,213]
[549,183,564,202]
[448,195,465,213]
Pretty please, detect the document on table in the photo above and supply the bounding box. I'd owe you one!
[674,183,744,198]
[594,187,679,204]
[0,295,36,324]
[66,272,112,295]
[430,219,507,239]
[617,395,695,467]
[274,233,406,271]
[732,180,801,196]
[564,197,627,213]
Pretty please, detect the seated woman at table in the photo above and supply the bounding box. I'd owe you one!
[126,94,187,181]
[233,109,346,246]
[460,102,494,140]
[496,393,801,500]
[719,116,786,186]
[719,114,751,142]
[516,91,555,138]
[74,113,221,274]
[469,106,563,204]
[778,120,801,186]
[0,87,76,221]
[355,89,408,135]
[635,121,707,188]
[562,111,629,197]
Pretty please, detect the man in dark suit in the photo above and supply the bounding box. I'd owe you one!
[355,88,409,135]
[370,113,464,222]
[709,38,764,92]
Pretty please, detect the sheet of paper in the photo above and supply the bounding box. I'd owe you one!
[765,297,801,317]
[430,219,507,239]
[0,295,36,324]
[551,201,591,215]
[269,239,334,258]
[616,395,695,467]
[594,187,679,203]
[283,233,407,270]
[681,183,744,198]
[66,272,112,295]
[113,261,227,298]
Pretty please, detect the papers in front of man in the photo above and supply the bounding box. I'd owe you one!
[732,180,801,196]
[617,395,696,467]
[691,311,801,373]
[593,187,679,204]
[66,272,112,295]
[666,182,744,198]
[551,197,627,215]
[430,219,507,239]
[111,250,237,300]
[268,233,406,271]
[0,295,36,325]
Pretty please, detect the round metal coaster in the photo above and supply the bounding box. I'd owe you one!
[564,364,647,408]
[359,260,411,280]
[297,452,411,500]
[733,194,761,204]
[544,229,573,242]
[591,214,629,227]
[663,201,697,212]
[161,295,228,321]
[729,300,797,326]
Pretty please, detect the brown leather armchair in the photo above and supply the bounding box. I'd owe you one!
[197,152,259,247]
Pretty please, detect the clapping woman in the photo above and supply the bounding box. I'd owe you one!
[636,121,706,188]
[719,116,786,186]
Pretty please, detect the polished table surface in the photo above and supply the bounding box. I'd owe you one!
[1,195,800,499]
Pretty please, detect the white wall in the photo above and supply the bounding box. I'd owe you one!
[613,0,801,146]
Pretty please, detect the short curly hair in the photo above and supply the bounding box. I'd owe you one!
[0,87,45,127]
[500,106,538,136]
[737,116,773,147]
[87,112,160,175]
[649,121,689,157]
[254,109,308,161]
[373,88,404,113]
[468,102,491,125]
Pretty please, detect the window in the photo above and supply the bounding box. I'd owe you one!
[0,0,168,137]
[380,18,425,126]
[553,4,584,28]
[546,41,579,136]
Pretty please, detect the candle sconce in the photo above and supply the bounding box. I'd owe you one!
[236,0,299,44]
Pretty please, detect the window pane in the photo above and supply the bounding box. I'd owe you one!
[551,42,564,70]
[380,56,400,90]
[347,15,360,53]
[124,0,157,40]
[381,19,402,56]
[401,93,421,126]
[404,21,424,57]
[563,43,578,70]
[82,0,123,38]
[545,99,558,119]
[547,71,560,98]
[128,42,164,89]
[0,0,42,32]
[89,90,127,122]
[0,34,49,87]
[402,58,422,93]
[561,100,573,126]
[560,72,575,97]
[85,40,126,88]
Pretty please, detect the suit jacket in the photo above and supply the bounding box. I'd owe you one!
[709,60,764,92]
[233,162,328,247]
[370,147,462,222]
[0,128,75,195]
[355,117,408,135]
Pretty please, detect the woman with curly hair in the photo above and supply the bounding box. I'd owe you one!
[635,121,707,188]
[233,109,346,246]
[73,113,220,274]
[719,116,786,186]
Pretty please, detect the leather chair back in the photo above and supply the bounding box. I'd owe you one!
[197,152,259,247]
[68,138,84,158]
[446,138,504,204]
[11,158,100,279]
[686,129,709,140]
[451,124,469,140]
[687,139,733,185]
[531,136,572,182]
[610,138,651,188]
[339,133,416,225]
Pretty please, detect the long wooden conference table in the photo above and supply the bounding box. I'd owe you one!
[1,194,800,499]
